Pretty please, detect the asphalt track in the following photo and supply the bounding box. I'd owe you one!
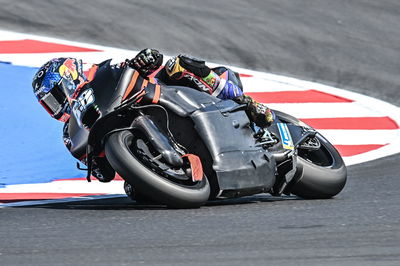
[1,1,400,265]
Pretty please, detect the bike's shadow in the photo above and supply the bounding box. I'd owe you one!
[18,194,302,210]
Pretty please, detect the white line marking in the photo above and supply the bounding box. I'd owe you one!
[267,102,384,118]
[0,194,126,208]
[318,129,399,145]
[0,180,125,194]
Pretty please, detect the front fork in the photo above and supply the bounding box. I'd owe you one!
[130,115,184,167]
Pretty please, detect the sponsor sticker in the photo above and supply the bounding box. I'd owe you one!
[277,122,294,150]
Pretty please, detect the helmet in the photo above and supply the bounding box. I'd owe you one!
[32,58,87,121]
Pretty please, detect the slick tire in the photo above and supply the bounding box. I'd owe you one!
[291,133,347,199]
[274,110,347,199]
[105,130,210,208]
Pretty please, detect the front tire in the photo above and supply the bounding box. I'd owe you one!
[105,130,210,208]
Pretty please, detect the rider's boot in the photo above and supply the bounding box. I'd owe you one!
[91,158,116,183]
[233,95,274,127]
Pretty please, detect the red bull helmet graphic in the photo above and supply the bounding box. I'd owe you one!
[32,58,87,121]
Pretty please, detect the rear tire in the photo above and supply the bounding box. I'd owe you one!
[105,130,210,208]
[274,110,347,199]
[291,133,347,199]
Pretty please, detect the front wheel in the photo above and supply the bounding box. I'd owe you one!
[105,130,210,208]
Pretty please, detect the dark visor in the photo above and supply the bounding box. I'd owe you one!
[39,83,66,117]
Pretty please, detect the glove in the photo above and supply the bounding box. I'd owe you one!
[233,95,274,127]
[130,48,163,76]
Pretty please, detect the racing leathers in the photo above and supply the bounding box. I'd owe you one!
[131,49,274,127]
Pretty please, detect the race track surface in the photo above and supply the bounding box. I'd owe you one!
[1,1,400,265]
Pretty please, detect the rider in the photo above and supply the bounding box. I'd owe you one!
[32,49,274,181]
[132,49,273,127]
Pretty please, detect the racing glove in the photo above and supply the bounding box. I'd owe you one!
[130,48,163,76]
[233,95,274,127]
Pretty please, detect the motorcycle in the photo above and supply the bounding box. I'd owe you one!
[68,66,347,208]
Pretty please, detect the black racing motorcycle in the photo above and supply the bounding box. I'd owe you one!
[68,66,347,208]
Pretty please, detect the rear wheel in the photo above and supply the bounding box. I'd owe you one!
[292,133,347,198]
[105,130,210,208]
[274,110,347,199]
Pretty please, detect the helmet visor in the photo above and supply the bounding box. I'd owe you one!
[39,82,66,119]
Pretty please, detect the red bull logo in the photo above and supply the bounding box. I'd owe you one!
[59,58,78,80]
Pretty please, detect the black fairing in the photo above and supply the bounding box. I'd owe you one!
[158,86,276,192]
[69,66,276,193]
[68,62,133,159]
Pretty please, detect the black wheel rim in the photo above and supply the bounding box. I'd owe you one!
[298,138,334,167]
[126,130,204,188]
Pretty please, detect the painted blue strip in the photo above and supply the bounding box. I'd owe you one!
[0,63,83,187]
